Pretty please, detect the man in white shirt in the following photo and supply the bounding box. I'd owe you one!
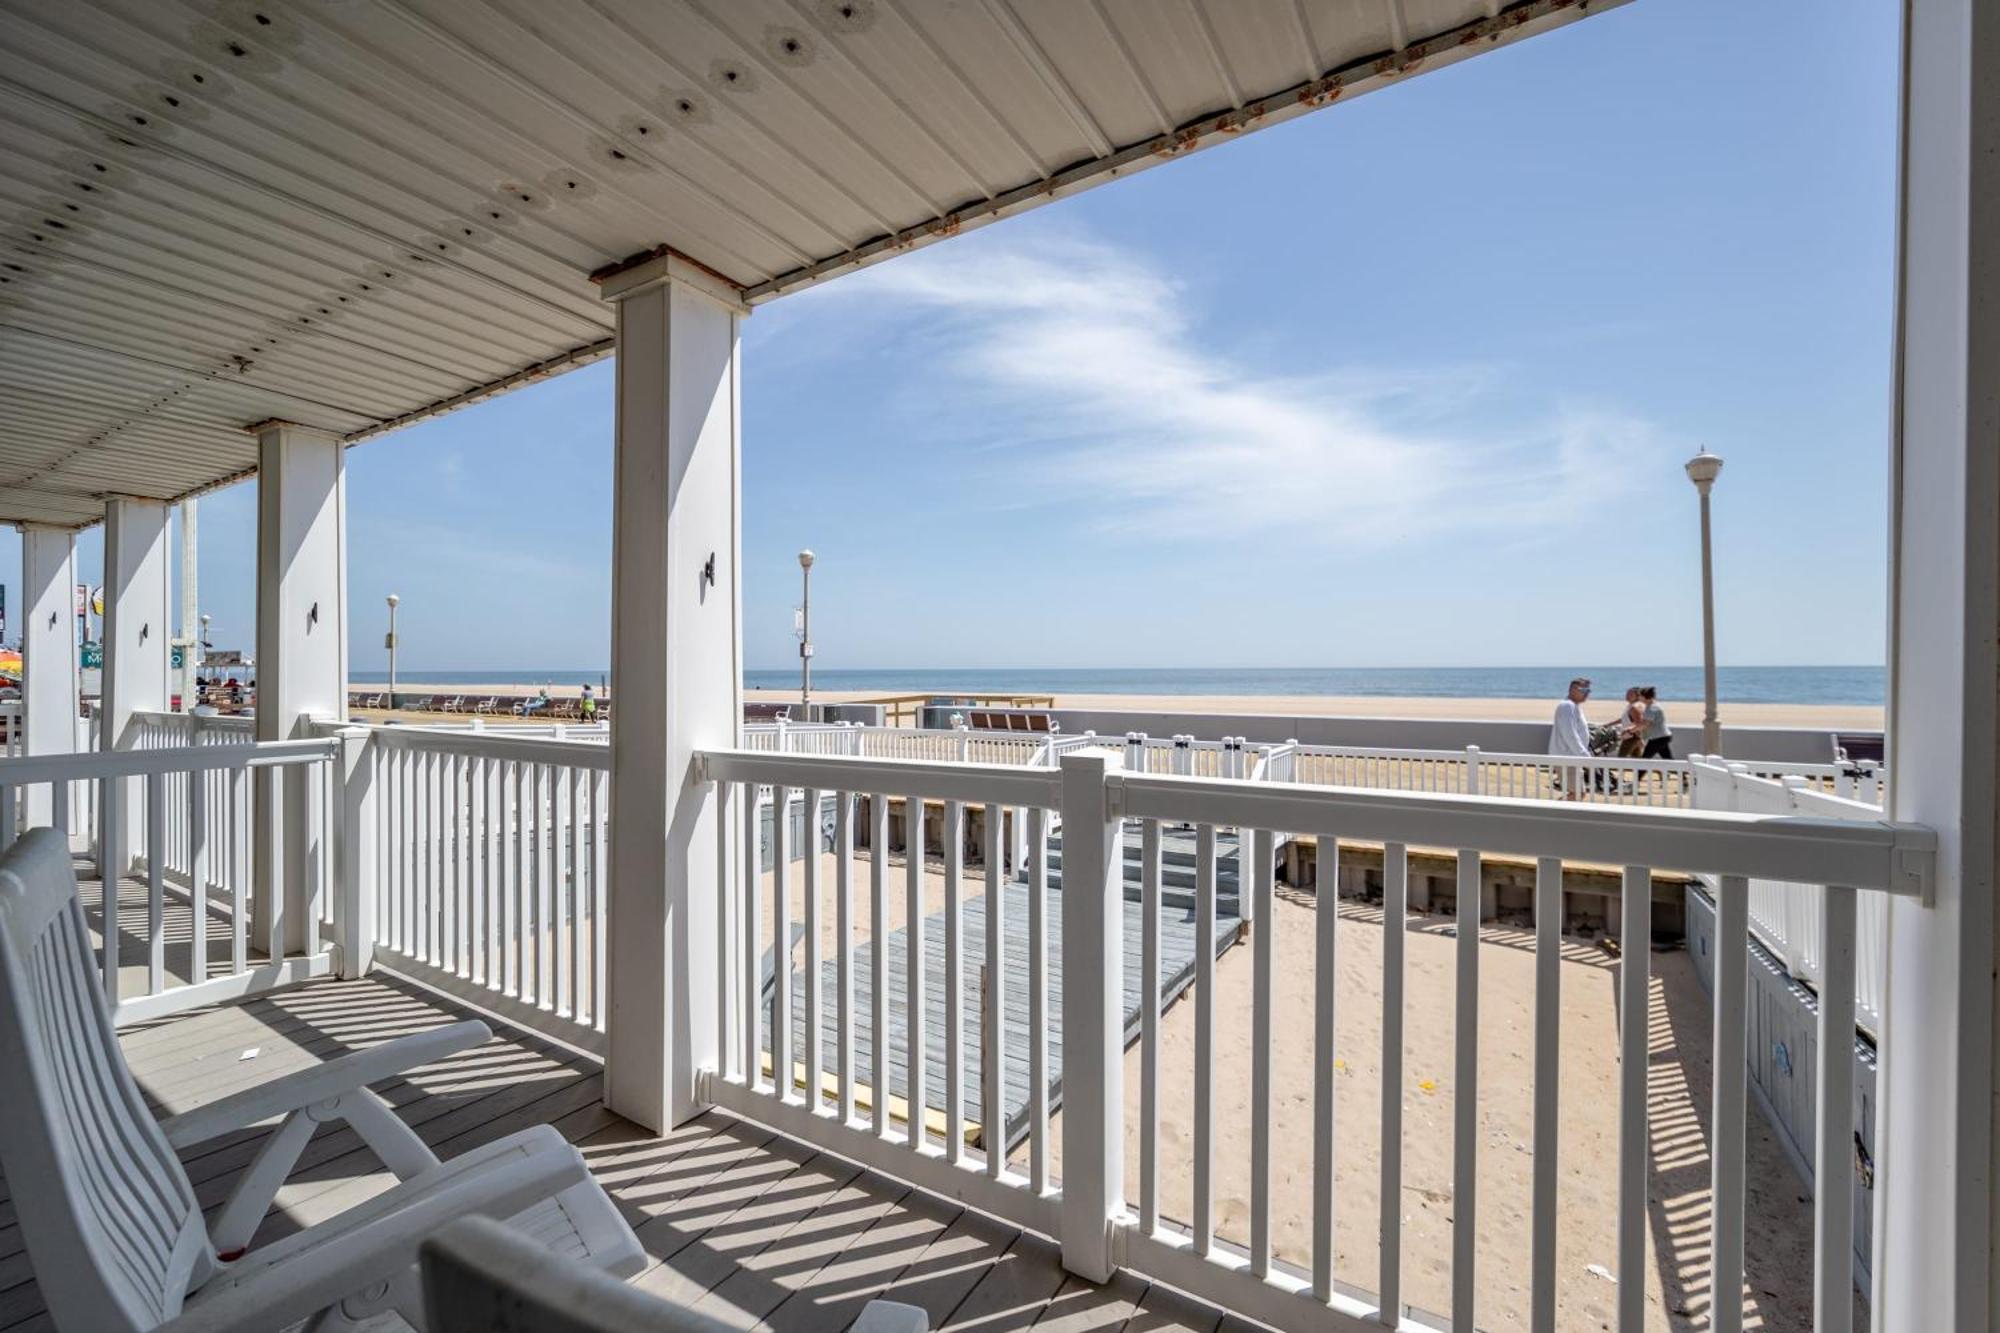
[1549,677,1595,799]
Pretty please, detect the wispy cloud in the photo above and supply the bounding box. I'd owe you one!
[784,229,1674,546]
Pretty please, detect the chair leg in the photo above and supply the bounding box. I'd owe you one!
[211,1110,318,1254]
[338,1088,440,1179]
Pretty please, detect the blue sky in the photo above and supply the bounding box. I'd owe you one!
[10,0,1899,675]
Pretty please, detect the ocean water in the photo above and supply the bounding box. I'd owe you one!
[351,666,1885,706]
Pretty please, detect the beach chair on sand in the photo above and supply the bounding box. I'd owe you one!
[439,695,467,713]
[0,828,643,1333]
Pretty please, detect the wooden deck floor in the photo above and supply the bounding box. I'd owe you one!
[0,971,1242,1333]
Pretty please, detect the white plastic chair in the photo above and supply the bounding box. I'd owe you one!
[0,827,643,1332]
[421,1216,929,1333]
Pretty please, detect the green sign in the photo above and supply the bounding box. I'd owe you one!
[171,646,185,670]
[80,641,102,669]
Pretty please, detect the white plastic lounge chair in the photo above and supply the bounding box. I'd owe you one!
[421,1215,929,1333]
[0,827,643,1333]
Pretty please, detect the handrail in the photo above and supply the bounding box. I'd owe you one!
[1112,769,1929,895]
[358,722,613,769]
[0,737,335,785]
[700,747,1063,808]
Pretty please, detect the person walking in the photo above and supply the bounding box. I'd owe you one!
[1638,686,1673,760]
[1549,676,1594,800]
[1615,686,1646,759]
[580,682,597,723]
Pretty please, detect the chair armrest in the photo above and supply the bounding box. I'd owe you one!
[159,1020,491,1148]
[159,1131,586,1333]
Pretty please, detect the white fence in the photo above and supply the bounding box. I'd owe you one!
[361,723,613,1054]
[696,745,1930,1333]
[1689,758,1891,1034]
[0,734,341,1026]
[742,723,1882,813]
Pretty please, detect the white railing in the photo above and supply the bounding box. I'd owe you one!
[362,724,612,1054]
[0,736,341,1026]
[1690,758,1890,1033]
[742,724,1879,816]
[693,746,1929,1333]
[0,700,21,757]
[127,710,257,887]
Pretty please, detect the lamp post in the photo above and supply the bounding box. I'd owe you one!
[385,593,400,711]
[1685,449,1724,754]
[797,550,815,716]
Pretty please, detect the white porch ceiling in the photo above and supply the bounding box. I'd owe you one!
[0,0,1623,529]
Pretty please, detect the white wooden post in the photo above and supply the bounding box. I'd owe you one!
[252,423,349,958]
[1058,751,1123,1281]
[1876,3,2000,1325]
[1465,745,1483,796]
[333,725,377,978]
[100,497,171,880]
[19,525,79,828]
[598,251,744,1133]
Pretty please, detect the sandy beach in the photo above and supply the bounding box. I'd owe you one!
[378,681,1880,732]
[754,845,1846,1332]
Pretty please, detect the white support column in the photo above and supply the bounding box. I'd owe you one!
[100,497,170,876]
[253,422,349,957]
[1058,750,1124,1282]
[19,526,79,827]
[1876,3,1999,1328]
[599,251,744,1132]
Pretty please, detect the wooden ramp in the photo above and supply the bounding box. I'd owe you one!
[773,827,1247,1151]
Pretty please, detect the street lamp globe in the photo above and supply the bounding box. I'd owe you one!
[1684,448,1724,489]
[798,549,815,570]
[386,592,400,608]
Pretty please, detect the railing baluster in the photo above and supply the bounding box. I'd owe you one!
[905,794,927,1149]
[1530,856,1562,1333]
[442,753,458,974]
[1815,884,1859,1333]
[983,799,1005,1178]
[145,771,164,995]
[1251,826,1275,1278]
[803,787,824,1112]
[553,764,571,1012]
[189,761,207,986]
[535,764,553,1007]
[1453,848,1481,1327]
[1193,820,1217,1257]
[1312,832,1338,1302]
[774,784,794,1102]
[570,764,587,1020]
[743,783,762,1089]
[470,755,486,985]
[1616,863,1652,1332]
[508,760,524,998]
[871,791,890,1135]
[592,769,608,1027]
[457,754,473,975]
[715,779,734,1076]
[1028,805,1049,1193]
[1380,840,1407,1325]
[944,798,965,1162]
[228,766,247,975]
[1140,817,1162,1234]
[1710,874,1750,1333]
[836,791,856,1123]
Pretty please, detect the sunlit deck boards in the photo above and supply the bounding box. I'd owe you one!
[0,973,1233,1332]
